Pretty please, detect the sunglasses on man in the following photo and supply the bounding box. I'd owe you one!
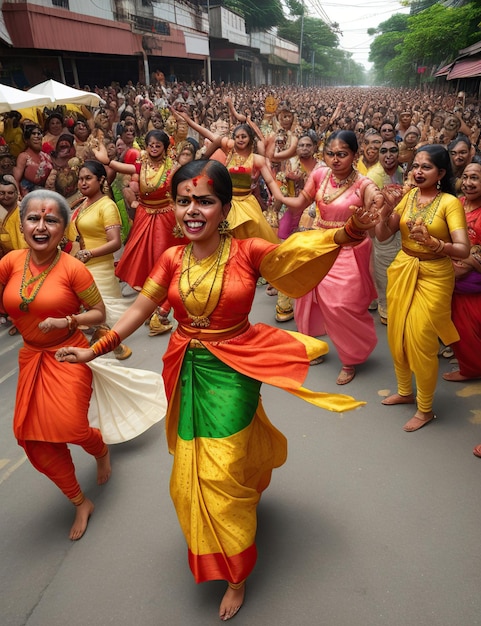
[379,147,399,154]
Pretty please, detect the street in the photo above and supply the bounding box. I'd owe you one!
[1,286,481,626]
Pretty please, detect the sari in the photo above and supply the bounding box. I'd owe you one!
[0,251,103,442]
[0,205,26,253]
[115,153,187,289]
[387,189,467,411]
[294,167,378,365]
[225,151,278,243]
[141,233,365,585]
[70,195,129,327]
[450,199,481,377]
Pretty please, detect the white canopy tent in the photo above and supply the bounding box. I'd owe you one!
[0,83,53,113]
[28,80,101,107]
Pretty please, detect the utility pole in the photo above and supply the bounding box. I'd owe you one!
[298,1,304,85]
[206,0,212,84]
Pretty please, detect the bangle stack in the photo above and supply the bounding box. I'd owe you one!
[91,329,121,357]
[66,314,79,331]
[433,239,445,254]
[344,216,367,241]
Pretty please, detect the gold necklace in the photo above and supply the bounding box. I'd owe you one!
[319,168,357,204]
[19,249,61,312]
[140,154,171,193]
[407,188,443,224]
[178,236,230,327]
[228,150,252,169]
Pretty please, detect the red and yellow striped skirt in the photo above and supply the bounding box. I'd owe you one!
[170,348,287,584]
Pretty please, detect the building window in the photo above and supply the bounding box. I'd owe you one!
[52,0,69,8]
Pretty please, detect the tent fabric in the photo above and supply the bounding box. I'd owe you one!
[28,80,101,107]
[0,83,52,113]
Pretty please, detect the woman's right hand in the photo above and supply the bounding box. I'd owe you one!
[55,346,95,364]
[87,129,108,164]
[381,184,404,213]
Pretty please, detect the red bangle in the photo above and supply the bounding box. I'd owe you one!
[91,329,121,356]
[344,217,366,241]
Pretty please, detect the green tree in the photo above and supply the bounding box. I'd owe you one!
[279,16,338,58]
[370,1,481,86]
[224,0,285,31]
[278,14,356,85]
[368,14,409,84]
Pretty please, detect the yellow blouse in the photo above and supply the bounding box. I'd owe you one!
[396,189,467,255]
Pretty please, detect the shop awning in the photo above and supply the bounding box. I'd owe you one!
[435,63,453,77]
[448,57,481,80]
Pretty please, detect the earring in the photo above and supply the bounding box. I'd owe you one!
[172,223,184,238]
[218,219,230,234]
[436,180,441,190]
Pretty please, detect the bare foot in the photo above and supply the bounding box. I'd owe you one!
[219,583,245,621]
[382,393,415,405]
[336,366,355,385]
[96,448,111,485]
[473,444,481,458]
[403,411,436,432]
[443,370,478,382]
[70,498,94,540]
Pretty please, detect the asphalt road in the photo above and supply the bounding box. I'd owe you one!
[1,286,481,626]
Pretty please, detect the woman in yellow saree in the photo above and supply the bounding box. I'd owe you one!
[376,145,469,432]
[56,159,380,621]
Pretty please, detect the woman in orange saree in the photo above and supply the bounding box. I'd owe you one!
[93,129,187,334]
[56,160,379,620]
[0,189,109,541]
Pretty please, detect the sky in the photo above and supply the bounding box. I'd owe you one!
[304,0,411,69]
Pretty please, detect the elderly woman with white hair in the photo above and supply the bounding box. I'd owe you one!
[0,189,109,540]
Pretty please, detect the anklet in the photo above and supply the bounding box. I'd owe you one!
[228,580,245,590]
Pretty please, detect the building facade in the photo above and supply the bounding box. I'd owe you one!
[0,0,299,88]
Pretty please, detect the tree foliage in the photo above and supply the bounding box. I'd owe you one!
[279,15,364,85]
[279,16,338,56]
[220,0,364,84]
[224,0,285,31]
[369,1,481,86]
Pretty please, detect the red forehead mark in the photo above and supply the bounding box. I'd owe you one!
[190,174,213,188]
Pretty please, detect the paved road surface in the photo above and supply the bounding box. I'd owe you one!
[1,287,481,626]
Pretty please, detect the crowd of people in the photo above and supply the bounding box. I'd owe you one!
[1,79,481,621]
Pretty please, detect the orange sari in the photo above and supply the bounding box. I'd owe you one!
[0,250,102,443]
